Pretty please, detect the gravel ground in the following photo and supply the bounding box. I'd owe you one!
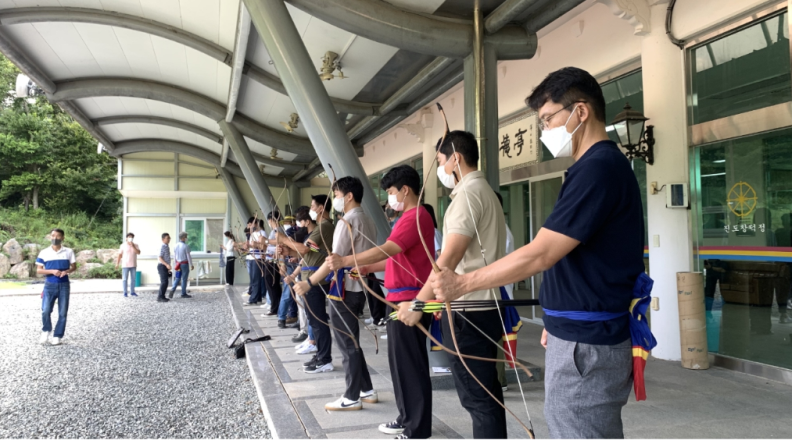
[0,290,270,439]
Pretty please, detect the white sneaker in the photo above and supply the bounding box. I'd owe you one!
[50,337,62,346]
[360,389,378,403]
[324,396,362,411]
[380,334,388,340]
[305,362,333,374]
[39,331,51,345]
[295,340,308,350]
[364,318,374,325]
[296,343,317,355]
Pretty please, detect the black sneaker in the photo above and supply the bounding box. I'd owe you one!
[181,294,193,298]
[303,355,318,368]
[244,301,261,306]
[379,421,405,435]
[277,320,286,328]
[168,290,175,299]
[157,297,169,303]
[285,321,300,329]
[291,332,308,343]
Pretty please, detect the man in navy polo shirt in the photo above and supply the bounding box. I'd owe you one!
[429,67,645,438]
[36,228,77,346]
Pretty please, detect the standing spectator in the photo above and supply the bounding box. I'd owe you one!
[157,233,172,303]
[35,228,76,346]
[423,204,443,260]
[276,216,299,328]
[245,218,267,305]
[223,231,236,285]
[170,232,194,299]
[116,232,141,297]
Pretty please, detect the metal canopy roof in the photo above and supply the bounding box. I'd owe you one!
[0,0,581,182]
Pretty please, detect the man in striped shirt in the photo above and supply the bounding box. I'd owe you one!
[35,228,76,345]
[157,233,172,303]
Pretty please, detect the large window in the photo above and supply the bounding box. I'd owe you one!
[693,128,792,370]
[689,12,790,125]
[183,218,224,253]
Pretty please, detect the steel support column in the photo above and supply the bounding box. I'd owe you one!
[464,4,500,190]
[219,166,251,221]
[244,0,391,242]
[219,120,275,218]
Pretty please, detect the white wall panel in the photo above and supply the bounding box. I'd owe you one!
[113,27,161,80]
[2,24,73,80]
[74,23,133,77]
[151,36,189,87]
[33,22,101,78]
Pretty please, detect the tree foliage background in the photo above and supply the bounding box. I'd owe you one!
[0,54,120,218]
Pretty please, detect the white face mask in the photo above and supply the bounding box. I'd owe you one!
[309,210,318,221]
[437,161,457,189]
[296,220,304,228]
[540,105,583,158]
[388,192,405,212]
[332,196,346,214]
[127,237,133,243]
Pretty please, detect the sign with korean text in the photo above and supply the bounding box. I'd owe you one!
[498,112,540,173]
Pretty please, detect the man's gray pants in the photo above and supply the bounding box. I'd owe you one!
[545,333,633,439]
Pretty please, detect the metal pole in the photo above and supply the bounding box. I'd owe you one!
[464,3,500,190]
[219,120,275,218]
[244,0,391,242]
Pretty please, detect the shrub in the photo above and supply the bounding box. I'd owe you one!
[3,273,17,279]
[0,207,121,253]
[87,262,122,279]
[87,257,102,264]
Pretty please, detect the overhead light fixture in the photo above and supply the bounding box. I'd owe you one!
[279,113,299,133]
[319,51,348,81]
[611,103,654,165]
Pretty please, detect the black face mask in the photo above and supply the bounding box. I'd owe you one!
[51,239,63,246]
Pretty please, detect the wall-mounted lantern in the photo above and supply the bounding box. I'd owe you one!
[611,103,654,165]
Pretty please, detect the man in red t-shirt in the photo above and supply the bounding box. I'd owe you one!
[327,165,435,439]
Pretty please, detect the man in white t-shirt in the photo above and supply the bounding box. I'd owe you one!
[35,228,76,346]
[116,232,141,297]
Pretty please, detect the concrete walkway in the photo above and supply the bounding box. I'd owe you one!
[226,285,792,439]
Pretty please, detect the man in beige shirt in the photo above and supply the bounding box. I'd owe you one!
[294,177,378,411]
[398,130,507,438]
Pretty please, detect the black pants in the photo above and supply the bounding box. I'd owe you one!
[264,262,282,314]
[225,257,235,285]
[388,305,432,439]
[249,260,267,303]
[441,309,506,439]
[305,285,332,365]
[157,264,169,299]
[366,275,387,323]
[329,291,373,400]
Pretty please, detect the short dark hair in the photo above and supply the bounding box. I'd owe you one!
[247,216,256,224]
[526,67,606,123]
[51,228,65,237]
[294,206,312,223]
[257,219,265,228]
[126,232,135,238]
[380,165,421,196]
[423,204,438,229]
[162,233,170,239]
[267,211,282,221]
[437,130,479,167]
[332,176,364,203]
[495,192,504,208]
[311,194,331,213]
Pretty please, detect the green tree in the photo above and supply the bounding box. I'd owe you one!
[0,54,120,218]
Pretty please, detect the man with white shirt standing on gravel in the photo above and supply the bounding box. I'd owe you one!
[36,228,76,346]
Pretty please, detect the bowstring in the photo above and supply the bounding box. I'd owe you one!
[448,141,534,435]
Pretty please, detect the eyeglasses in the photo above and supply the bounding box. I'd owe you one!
[538,101,585,131]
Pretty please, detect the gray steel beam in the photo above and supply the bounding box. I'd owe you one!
[226,5,251,123]
[291,157,321,182]
[285,0,537,60]
[219,167,252,221]
[245,0,391,242]
[354,68,465,147]
[95,116,222,143]
[485,0,544,34]
[0,28,55,93]
[0,8,231,63]
[347,56,454,140]
[49,78,316,159]
[523,0,588,33]
[0,7,379,116]
[93,115,308,173]
[57,101,116,151]
[244,63,378,116]
[219,120,276,218]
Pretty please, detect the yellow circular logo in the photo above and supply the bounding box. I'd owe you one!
[726,181,757,218]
